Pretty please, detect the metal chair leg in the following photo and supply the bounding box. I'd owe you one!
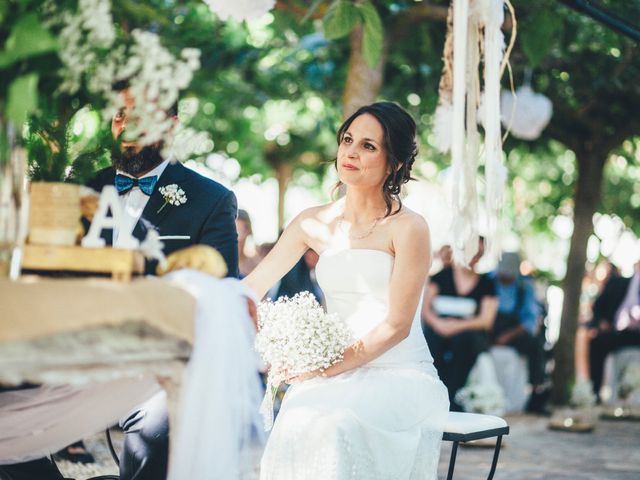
[105,428,120,466]
[446,441,460,480]
[486,435,503,480]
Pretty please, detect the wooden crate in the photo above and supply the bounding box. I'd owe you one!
[21,244,144,281]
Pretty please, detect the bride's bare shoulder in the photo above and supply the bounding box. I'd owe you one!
[295,201,342,225]
[390,206,430,243]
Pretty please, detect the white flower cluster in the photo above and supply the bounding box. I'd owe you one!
[455,382,506,415]
[619,364,640,401]
[54,0,207,155]
[255,292,352,382]
[255,291,353,429]
[57,0,116,94]
[166,124,213,162]
[103,31,201,147]
[570,378,597,409]
[204,0,276,22]
[159,184,187,207]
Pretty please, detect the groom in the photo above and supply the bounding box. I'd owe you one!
[87,88,239,277]
[94,87,239,480]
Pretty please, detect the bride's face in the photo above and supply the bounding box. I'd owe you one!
[337,113,389,188]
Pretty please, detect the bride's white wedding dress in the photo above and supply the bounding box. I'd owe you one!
[260,248,449,480]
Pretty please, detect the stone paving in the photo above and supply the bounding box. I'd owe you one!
[56,413,640,480]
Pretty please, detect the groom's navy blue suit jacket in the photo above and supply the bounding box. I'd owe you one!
[87,161,239,277]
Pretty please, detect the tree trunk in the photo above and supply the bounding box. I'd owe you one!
[274,162,293,233]
[551,147,607,405]
[342,25,388,119]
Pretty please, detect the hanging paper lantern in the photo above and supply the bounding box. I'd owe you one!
[203,0,275,22]
[500,85,553,140]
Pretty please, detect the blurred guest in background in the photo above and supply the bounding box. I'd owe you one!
[491,252,549,413]
[270,249,324,306]
[422,238,498,409]
[438,245,453,269]
[236,209,260,278]
[583,260,640,398]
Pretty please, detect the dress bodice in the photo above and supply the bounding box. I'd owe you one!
[316,248,436,373]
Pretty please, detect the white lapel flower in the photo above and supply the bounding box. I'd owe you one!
[158,184,187,213]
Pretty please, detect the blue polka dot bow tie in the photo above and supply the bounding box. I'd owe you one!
[115,174,158,196]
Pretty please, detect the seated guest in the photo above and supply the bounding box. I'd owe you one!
[584,260,640,399]
[273,249,324,306]
[491,252,549,413]
[422,237,498,410]
[236,209,260,278]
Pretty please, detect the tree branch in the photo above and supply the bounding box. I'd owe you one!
[390,1,513,39]
[274,0,327,20]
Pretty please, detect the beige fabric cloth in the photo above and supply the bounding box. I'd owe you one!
[0,377,161,464]
[0,276,195,345]
[0,275,196,463]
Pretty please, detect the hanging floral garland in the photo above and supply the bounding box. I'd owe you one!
[203,0,276,22]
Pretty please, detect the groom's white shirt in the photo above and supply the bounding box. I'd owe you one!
[114,159,169,246]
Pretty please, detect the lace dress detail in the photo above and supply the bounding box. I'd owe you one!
[260,249,449,480]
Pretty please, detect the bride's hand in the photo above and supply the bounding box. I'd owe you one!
[285,369,323,384]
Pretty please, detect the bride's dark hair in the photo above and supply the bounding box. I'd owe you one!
[334,101,418,217]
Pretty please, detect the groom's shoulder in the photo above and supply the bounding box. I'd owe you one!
[87,166,115,191]
[179,163,232,199]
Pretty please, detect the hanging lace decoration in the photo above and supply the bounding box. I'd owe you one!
[480,0,507,263]
[435,0,514,265]
[433,4,454,153]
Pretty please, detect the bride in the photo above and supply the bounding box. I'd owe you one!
[243,102,449,479]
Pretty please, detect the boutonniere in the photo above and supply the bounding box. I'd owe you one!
[158,184,187,213]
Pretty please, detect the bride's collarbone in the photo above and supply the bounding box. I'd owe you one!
[311,233,394,257]
[304,211,401,256]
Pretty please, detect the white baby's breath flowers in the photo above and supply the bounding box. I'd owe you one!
[255,292,353,430]
[158,184,187,213]
[54,0,205,156]
[105,29,202,151]
[570,378,597,409]
[57,0,116,94]
[167,125,213,162]
[455,382,506,415]
[204,0,276,22]
[619,364,640,401]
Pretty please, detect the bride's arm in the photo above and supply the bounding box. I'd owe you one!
[320,214,432,378]
[242,211,311,300]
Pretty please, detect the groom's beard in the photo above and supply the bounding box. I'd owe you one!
[112,144,164,176]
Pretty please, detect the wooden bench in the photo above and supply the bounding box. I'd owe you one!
[443,412,509,480]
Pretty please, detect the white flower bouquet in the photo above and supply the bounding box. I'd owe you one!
[455,382,506,415]
[570,378,597,409]
[255,291,353,430]
[619,364,640,404]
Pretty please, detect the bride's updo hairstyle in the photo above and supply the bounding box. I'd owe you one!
[335,102,417,217]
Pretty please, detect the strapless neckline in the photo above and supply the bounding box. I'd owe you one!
[314,243,437,374]
[319,247,395,260]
